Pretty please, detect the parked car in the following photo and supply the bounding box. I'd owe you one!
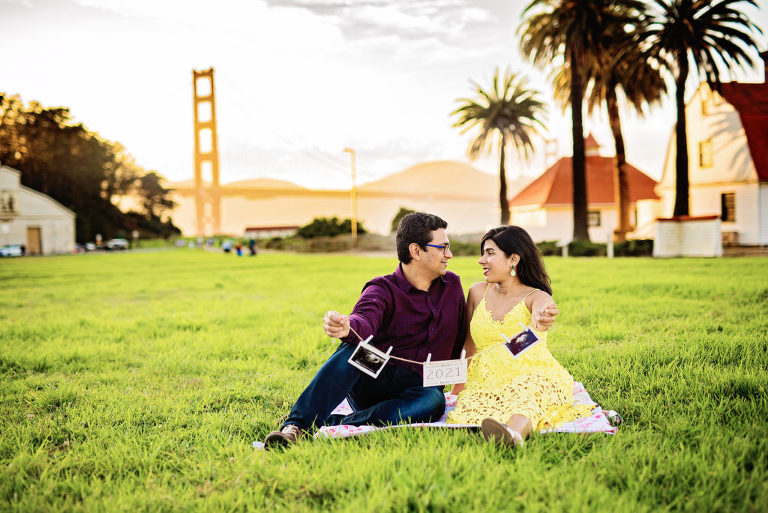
[105,238,129,250]
[0,244,23,257]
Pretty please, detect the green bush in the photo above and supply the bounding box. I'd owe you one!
[568,240,607,257]
[262,236,287,250]
[292,237,352,253]
[614,239,654,256]
[390,207,416,233]
[449,240,478,257]
[296,217,367,239]
[536,240,560,256]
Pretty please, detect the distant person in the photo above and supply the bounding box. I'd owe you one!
[265,212,467,448]
[235,243,243,257]
[446,226,594,447]
[222,239,233,253]
[248,238,257,256]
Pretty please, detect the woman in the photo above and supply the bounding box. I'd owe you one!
[446,226,594,447]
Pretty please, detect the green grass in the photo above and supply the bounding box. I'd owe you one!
[1,250,766,512]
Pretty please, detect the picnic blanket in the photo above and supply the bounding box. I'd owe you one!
[253,382,619,449]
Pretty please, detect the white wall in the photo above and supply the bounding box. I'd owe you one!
[511,205,621,243]
[17,188,76,254]
[654,217,723,257]
[690,182,761,245]
[656,84,763,244]
[0,167,76,254]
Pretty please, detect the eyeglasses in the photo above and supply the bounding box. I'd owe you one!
[424,243,451,254]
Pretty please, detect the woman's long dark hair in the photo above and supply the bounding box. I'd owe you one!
[481,226,552,295]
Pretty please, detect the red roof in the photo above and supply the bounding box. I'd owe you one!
[720,51,768,182]
[509,154,659,207]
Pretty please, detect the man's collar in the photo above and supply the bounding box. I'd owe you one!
[394,262,447,292]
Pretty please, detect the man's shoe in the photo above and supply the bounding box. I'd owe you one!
[265,424,303,449]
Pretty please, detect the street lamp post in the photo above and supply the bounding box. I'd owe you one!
[343,147,358,248]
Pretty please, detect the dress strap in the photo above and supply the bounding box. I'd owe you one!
[483,283,490,299]
[522,288,538,303]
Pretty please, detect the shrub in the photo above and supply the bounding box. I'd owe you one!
[449,240,478,257]
[614,239,654,256]
[296,217,367,239]
[390,207,416,233]
[568,240,607,257]
[536,240,560,256]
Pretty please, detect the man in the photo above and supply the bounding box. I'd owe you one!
[265,212,467,448]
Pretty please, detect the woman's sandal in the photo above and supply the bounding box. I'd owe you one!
[481,418,525,448]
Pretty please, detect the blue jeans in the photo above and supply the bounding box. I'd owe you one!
[282,343,446,430]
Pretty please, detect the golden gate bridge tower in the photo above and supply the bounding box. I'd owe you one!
[192,67,221,236]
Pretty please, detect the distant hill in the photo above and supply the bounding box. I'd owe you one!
[169,161,502,198]
[360,161,497,198]
[224,178,306,189]
[167,178,306,190]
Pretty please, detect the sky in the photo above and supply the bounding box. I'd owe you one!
[3,0,768,190]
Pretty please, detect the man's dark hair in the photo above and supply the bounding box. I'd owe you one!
[396,212,447,263]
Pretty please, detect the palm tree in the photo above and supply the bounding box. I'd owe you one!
[452,69,546,225]
[641,0,762,217]
[552,22,667,241]
[519,0,643,241]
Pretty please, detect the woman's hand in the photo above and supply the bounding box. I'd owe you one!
[532,303,559,331]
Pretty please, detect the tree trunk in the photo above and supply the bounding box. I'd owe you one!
[673,53,690,217]
[606,85,630,242]
[570,46,589,241]
[499,132,510,225]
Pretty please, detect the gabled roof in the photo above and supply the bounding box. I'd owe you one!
[509,154,658,207]
[720,51,768,182]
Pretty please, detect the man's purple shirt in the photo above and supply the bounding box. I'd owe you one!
[341,264,467,375]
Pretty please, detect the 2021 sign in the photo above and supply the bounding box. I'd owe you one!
[422,351,467,387]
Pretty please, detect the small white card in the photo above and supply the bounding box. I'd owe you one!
[347,336,392,379]
[422,350,467,387]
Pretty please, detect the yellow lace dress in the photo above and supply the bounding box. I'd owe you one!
[446,289,594,430]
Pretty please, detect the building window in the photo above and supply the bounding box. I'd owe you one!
[588,210,601,227]
[721,192,736,223]
[699,140,713,168]
[0,190,18,214]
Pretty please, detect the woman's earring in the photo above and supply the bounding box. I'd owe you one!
[510,264,516,277]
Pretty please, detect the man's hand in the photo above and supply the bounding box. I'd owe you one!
[532,303,559,331]
[323,310,351,339]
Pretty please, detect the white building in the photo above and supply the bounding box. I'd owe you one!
[508,135,659,242]
[654,51,768,246]
[0,165,76,255]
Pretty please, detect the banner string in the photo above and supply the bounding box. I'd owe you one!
[347,326,427,365]
[346,323,538,365]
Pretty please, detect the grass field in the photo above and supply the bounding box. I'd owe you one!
[1,250,766,512]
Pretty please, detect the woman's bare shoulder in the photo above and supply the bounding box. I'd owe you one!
[466,281,487,304]
[468,281,488,295]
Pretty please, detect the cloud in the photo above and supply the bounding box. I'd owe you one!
[264,0,491,42]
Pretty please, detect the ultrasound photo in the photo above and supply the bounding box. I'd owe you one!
[502,327,540,358]
[348,340,391,378]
